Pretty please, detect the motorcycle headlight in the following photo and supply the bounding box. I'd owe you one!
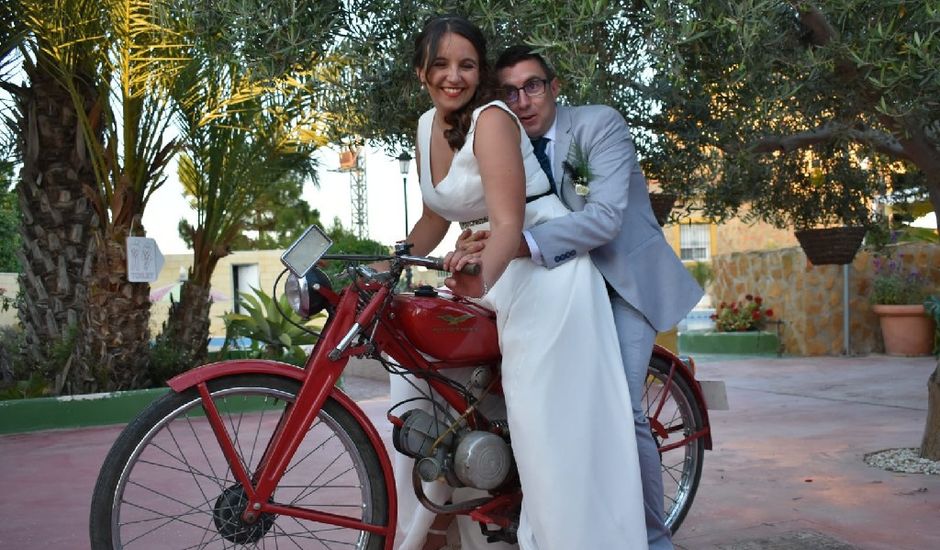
[285,273,310,317]
[284,267,331,318]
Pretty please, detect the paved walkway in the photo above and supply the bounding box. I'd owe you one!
[0,354,937,549]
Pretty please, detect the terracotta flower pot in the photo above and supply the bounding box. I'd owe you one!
[871,304,936,356]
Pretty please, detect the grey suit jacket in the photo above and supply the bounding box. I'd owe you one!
[527,104,703,332]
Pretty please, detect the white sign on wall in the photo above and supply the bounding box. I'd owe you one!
[127,237,165,283]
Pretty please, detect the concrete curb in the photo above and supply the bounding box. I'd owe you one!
[679,329,780,355]
[0,358,390,436]
[0,388,168,435]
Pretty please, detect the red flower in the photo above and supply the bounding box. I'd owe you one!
[752,311,761,320]
[720,301,727,308]
[765,309,774,317]
[754,296,763,305]
[745,294,754,301]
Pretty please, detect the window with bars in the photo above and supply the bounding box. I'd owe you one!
[680,223,710,261]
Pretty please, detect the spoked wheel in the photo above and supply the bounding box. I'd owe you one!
[645,355,706,533]
[90,374,388,549]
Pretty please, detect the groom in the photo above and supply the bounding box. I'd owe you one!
[462,45,703,550]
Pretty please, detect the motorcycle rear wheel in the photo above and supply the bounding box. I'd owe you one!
[89,374,388,549]
[646,355,706,533]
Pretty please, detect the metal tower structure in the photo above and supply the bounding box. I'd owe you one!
[338,147,368,238]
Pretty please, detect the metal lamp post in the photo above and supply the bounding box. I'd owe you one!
[397,151,413,237]
[397,151,414,289]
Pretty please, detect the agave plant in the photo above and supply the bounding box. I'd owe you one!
[221,287,321,367]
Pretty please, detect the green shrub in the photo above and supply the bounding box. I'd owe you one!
[685,261,713,289]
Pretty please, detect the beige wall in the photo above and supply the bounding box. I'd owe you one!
[711,242,940,355]
[0,272,18,327]
[661,213,797,264]
[4,251,448,338]
[715,218,798,255]
[150,250,288,337]
[10,238,936,355]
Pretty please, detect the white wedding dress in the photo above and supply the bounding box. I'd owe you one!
[394,101,648,550]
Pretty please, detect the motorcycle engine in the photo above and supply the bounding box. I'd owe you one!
[393,409,513,491]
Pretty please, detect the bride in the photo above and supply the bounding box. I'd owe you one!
[392,15,648,550]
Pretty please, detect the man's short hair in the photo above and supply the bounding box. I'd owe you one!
[495,45,556,80]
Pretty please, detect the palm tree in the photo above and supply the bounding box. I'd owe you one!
[15,0,187,391]
[155,55,322,373]
[1,0,102,393]
[6,0,354,390]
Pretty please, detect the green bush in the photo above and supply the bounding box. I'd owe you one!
[0,326,52,400]
[685,261,713,289]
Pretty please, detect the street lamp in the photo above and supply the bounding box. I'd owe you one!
[397,151,413,238]
[397,151,414,289]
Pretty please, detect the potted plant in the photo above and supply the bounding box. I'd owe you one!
[869,254,936,356]
[778,148,873,265]
[720,141,876,265]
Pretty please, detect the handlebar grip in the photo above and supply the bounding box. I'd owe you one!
[460,263,481,276]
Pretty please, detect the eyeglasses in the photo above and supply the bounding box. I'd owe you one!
[502,78,549,105]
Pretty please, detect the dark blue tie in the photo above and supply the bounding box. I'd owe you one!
[531,137,556,194]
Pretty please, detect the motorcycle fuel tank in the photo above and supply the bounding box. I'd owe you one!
[390,291,499,364]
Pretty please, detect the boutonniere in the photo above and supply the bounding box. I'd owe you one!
[562,144,592,196]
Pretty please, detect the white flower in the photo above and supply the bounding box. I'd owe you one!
[575,183,590,196]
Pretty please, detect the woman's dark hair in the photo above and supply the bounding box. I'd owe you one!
[413,15,495,150]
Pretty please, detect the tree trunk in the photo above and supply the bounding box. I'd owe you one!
[157,225,229,377]
[15,60,99,392]
[75,228,152,392]
[921,357,940,461]
[156,279,213,380]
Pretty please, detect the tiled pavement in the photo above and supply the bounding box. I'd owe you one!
[1,354,937,549]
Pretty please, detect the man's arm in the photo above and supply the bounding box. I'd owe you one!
[527,106,637,268]
[454,106,637,265]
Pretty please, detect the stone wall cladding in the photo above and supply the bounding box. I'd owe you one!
[712,242,940,355]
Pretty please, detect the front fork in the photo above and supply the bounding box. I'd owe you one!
[198,285,388,526]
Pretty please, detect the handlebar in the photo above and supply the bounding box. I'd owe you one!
[321,254,481,276]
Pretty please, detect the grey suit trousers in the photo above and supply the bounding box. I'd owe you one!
[611,294,674,550]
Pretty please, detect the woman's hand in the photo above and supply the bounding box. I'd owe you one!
[444,269,485,298]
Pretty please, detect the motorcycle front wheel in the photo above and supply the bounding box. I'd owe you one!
[89,374,388,549]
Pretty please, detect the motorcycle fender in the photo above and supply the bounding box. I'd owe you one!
[168,359,306,390]
[652,345,714,450]
[167,359,398,546]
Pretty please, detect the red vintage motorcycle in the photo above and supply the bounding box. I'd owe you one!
[89,225,712,549]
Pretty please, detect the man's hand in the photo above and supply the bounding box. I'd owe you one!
[456,228,489,254]
[444,228,488,273]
